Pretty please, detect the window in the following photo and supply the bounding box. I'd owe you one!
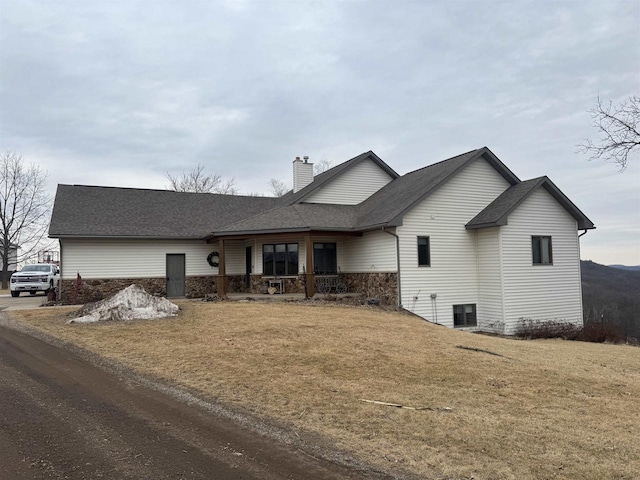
[417,236,430,266]
[263,243,298,276]
[313,242,337,275]
[453,304,477,327]
[532,236,553,265]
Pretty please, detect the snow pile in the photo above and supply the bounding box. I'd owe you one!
[68,284,179,324]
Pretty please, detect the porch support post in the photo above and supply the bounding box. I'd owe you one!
[305,234,315,298]
[217,238,227,297]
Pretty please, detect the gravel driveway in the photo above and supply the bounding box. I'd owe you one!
[0,293,48,311]
[0,321,374,480]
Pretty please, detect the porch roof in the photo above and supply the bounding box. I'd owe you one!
[211,203,359,237]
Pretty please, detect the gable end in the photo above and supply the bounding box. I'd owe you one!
[466,176,595,231]
[385,147,520,226]
[288,151,399,205]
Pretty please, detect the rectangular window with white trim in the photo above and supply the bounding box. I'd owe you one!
[532,236,553,265]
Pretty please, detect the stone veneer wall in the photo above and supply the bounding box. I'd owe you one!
[341,272,397,306]
[60,276,217,304]
[60,272,396,305]
[226,275,305,294]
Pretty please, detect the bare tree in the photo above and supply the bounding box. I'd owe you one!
[578,95,640,171]
[0,152,52,288]
[314,159,335,175]
[166,164,238,194]
[268,178,289,197]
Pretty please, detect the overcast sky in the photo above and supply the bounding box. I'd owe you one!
[1,0,638,265]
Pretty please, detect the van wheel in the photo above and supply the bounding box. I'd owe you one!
[11,291,19,297]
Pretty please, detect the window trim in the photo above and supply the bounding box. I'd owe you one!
[453,304,477,328]
[417,236,431,267]
[531,235,553,265]
[262,243,299,277]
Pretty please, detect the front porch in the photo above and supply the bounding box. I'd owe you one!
[209,230,399,305]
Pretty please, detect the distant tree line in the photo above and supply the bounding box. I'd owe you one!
[581,261,640,341]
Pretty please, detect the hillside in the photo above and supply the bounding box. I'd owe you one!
[581,260,640,339]
[10,302,640,480]
[608,264,640,271]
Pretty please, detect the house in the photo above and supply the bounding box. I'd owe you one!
[0,241,19,286]
[0,243,18,272]
[49,147,595,334]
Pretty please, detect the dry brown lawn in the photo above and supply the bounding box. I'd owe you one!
[10,302,640,480]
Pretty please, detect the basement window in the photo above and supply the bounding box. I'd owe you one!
[532,236,553,265]
[453,304,477,327]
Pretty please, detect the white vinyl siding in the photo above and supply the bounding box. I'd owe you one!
[342,230,397,272]
[304,159,393,205]
[476,227,505,332]
[223,240,246,275]
[60,239,217,279]
[501,188,583,334]
[397,158,511,326]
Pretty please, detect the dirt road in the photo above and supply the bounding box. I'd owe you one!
[0,323,376,480]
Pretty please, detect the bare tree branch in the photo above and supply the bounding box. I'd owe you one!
[0,152,52,288]
[166,164,238,194]
[268,178,289,197]
[314,159,335,175]
[578,95,640,171]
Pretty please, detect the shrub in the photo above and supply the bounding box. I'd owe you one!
[515,318,636,344]
[515,319,582,340]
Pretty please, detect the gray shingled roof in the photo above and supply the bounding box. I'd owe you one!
[49,185,280,238]
[212,147,521,236]
[466,176,595,230]
[50,147,593,239]
[353,147,520,228]
[216,203,359,236]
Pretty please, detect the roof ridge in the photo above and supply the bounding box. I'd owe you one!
[62,184,275,199]
[520,176,548,183]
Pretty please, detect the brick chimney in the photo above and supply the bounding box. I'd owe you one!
[292,156,313,193]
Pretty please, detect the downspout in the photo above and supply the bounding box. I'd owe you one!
[382,227,402,308]
[58,240,63,301]
[577,229,588,327]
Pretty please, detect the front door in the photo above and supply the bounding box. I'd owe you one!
[245,246,252,289]
[166,254,185,297]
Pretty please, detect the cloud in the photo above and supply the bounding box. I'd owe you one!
[1,0,638,263]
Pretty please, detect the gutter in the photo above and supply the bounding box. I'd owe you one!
[381,227,402,308]
[578,229,588,238]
